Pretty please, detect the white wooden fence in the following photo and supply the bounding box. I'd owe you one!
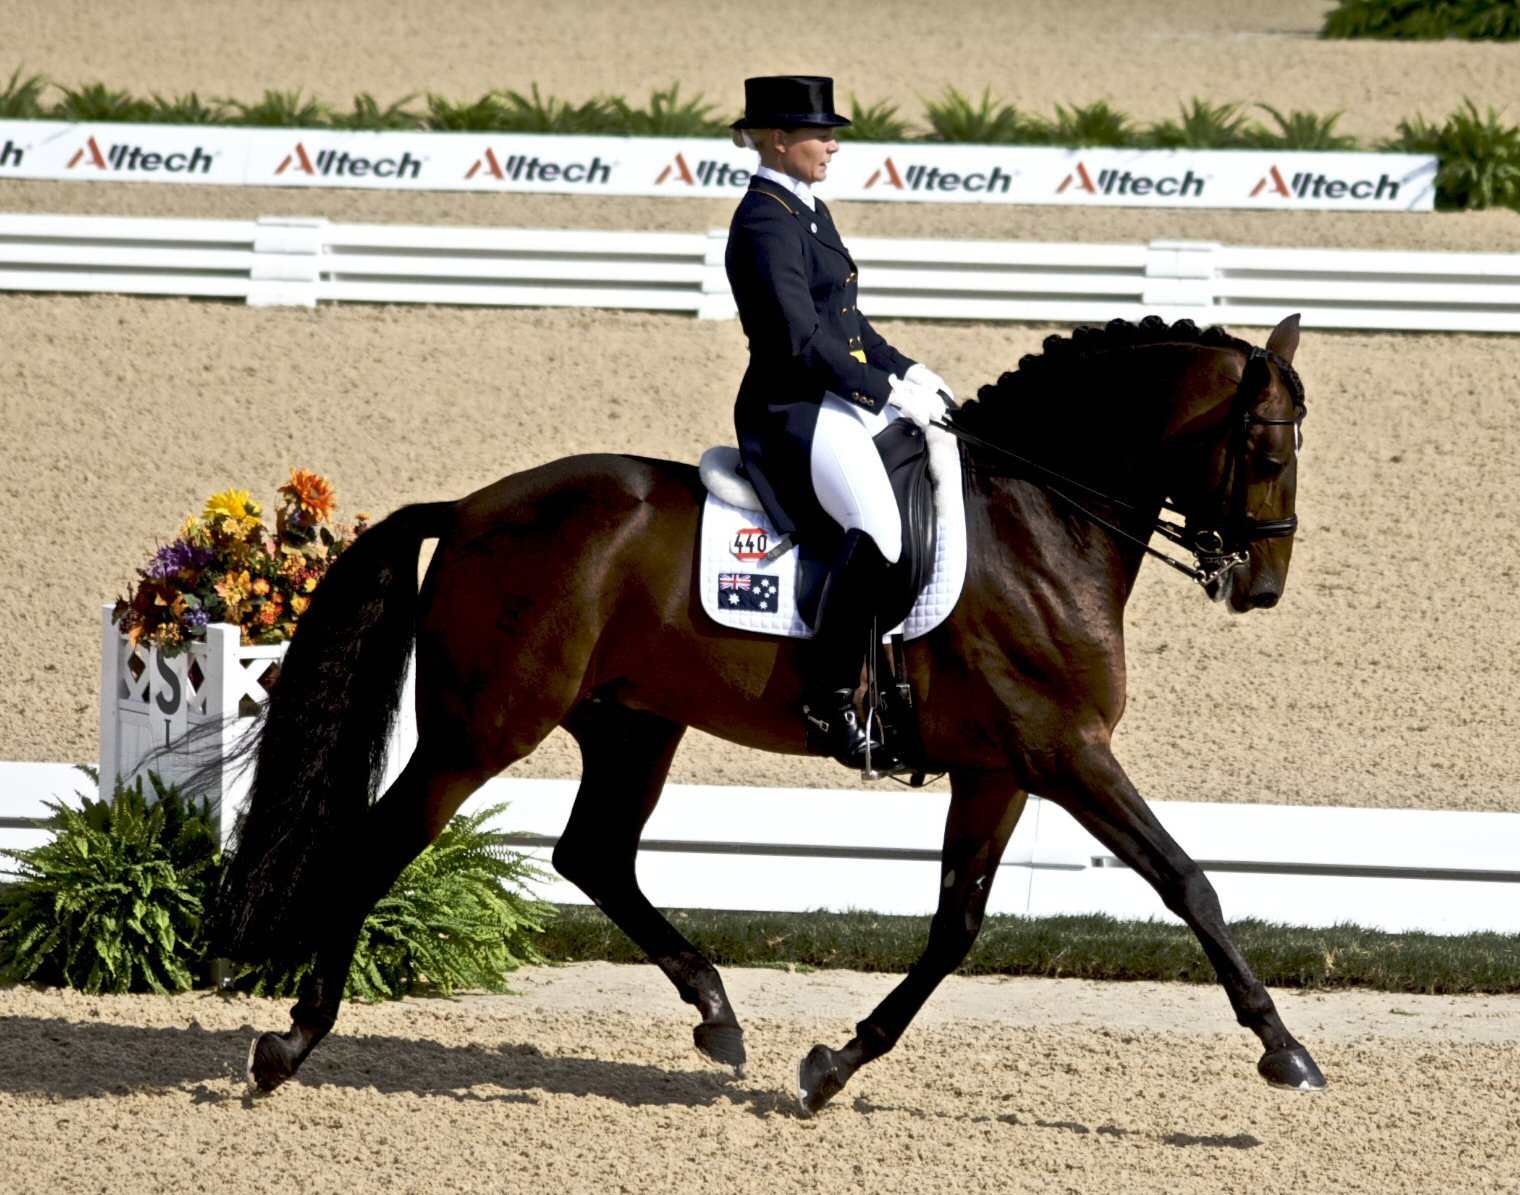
[3,212,1519,333]
[6,758,1520,937]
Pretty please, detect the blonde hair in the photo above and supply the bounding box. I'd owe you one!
[731,127,779,153]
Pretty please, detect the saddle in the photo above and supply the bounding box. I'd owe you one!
[698,419,968,780]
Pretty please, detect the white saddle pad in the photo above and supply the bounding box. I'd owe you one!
[697,428,967,641]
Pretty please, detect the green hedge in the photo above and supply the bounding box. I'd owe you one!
[1323,0,1520,40]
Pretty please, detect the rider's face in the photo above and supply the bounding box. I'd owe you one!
[772,126,839,185]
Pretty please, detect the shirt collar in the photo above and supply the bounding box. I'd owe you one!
[755,165,816,211]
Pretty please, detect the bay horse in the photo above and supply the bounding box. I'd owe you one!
[210,313,1324,1113]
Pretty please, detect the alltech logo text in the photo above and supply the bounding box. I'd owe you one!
[66,135,214,175]
[467,148,612,185]
[1252,165,1404,203]
[0,139,24,170]
[864,156,1013,194]
[1058,161,1204,199]
[277,143,422,180]
[654,152,749,188]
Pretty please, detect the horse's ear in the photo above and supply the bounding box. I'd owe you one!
[1266,313,1301,363]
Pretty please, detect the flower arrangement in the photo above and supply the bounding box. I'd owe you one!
[112,468,368,652]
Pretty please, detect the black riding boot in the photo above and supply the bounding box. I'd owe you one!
[802,528,896,772]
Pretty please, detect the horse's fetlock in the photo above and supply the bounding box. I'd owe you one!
[852,1019,897,1060]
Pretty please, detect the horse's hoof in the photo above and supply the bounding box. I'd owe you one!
[1258,1045,1327,1091]
[247,1031,303,1094]
[797,1044,845,1116]
[693,1022,747,1072]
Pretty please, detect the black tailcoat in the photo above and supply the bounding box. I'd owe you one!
[725,176,914,540]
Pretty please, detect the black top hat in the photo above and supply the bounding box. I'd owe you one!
[732,76,852,130]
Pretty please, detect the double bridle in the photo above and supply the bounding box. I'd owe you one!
[939,346,1307,590]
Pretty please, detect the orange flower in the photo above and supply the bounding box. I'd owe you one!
[281,468,338,524]
[251,577,271,596]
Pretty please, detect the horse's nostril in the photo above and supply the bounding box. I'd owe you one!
[1252,590,1280,609]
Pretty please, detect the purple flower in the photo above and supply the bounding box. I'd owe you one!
[181,608,211,630]
[144,539,216,580]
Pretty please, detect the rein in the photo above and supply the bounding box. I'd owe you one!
[936,347,1305,590]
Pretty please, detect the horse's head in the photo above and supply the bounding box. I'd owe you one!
[1164,314,1305,612]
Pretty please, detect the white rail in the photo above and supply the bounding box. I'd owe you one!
[6,761,1519,936]
[2,212,1519,332]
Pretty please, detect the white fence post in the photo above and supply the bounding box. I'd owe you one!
[247,215,327,308]
[697,228,737,320]
[98,608,417,847]
[98,609,281,847]
[1143,239,1220,320]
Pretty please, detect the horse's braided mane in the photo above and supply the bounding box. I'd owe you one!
[971,315,1247,407]
[955,315,1306,450]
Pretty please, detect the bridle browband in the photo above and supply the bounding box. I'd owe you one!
[936,346,1307,590]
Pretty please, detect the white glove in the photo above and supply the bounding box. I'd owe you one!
[888,374,947,430]
[905,362,955,404]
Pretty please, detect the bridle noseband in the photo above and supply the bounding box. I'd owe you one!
[1152,347,1305,585]
[939,345,1306,591]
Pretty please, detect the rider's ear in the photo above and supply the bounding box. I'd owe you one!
[1265,314,1300,363]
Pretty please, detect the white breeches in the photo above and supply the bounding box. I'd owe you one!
[810,393,903,563]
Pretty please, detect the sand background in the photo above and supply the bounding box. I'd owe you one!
[3,3,1520,1190]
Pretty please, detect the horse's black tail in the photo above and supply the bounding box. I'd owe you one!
[207,501,452,962]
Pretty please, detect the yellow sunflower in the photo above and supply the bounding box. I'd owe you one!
[204,488,255,522]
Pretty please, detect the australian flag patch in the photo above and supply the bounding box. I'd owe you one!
[715,572,779,612]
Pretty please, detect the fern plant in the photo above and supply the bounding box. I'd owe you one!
[0,67,48,118]
[1388,100,1520,209]
[1323,0,1520,40]
[241,802,555,1001]
[147,91,229,124]
[328,92,425,131]
[494,85,621,134]
[423,92,511,131]
[922,86,1043,144]
[0,774,220,994]
[840,96,913,142]
[224,88,331,128]
[52,81,155,123]
[1254,104,1359,150]
[1141,99,1265,148]
[608,84,727,137]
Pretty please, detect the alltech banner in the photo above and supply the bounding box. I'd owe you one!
[0,122,1438,211]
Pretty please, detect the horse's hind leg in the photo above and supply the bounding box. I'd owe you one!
[247,743,496,1093]
[552,701,747,1073]
[799,768,1026,1114]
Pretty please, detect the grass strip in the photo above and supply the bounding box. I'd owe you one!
[538,905,1520,995]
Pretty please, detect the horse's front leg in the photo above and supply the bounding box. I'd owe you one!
[1045,742,1326,1092]
[797,768,1026,1114]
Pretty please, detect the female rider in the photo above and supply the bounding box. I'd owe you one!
[725,75,953,770]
